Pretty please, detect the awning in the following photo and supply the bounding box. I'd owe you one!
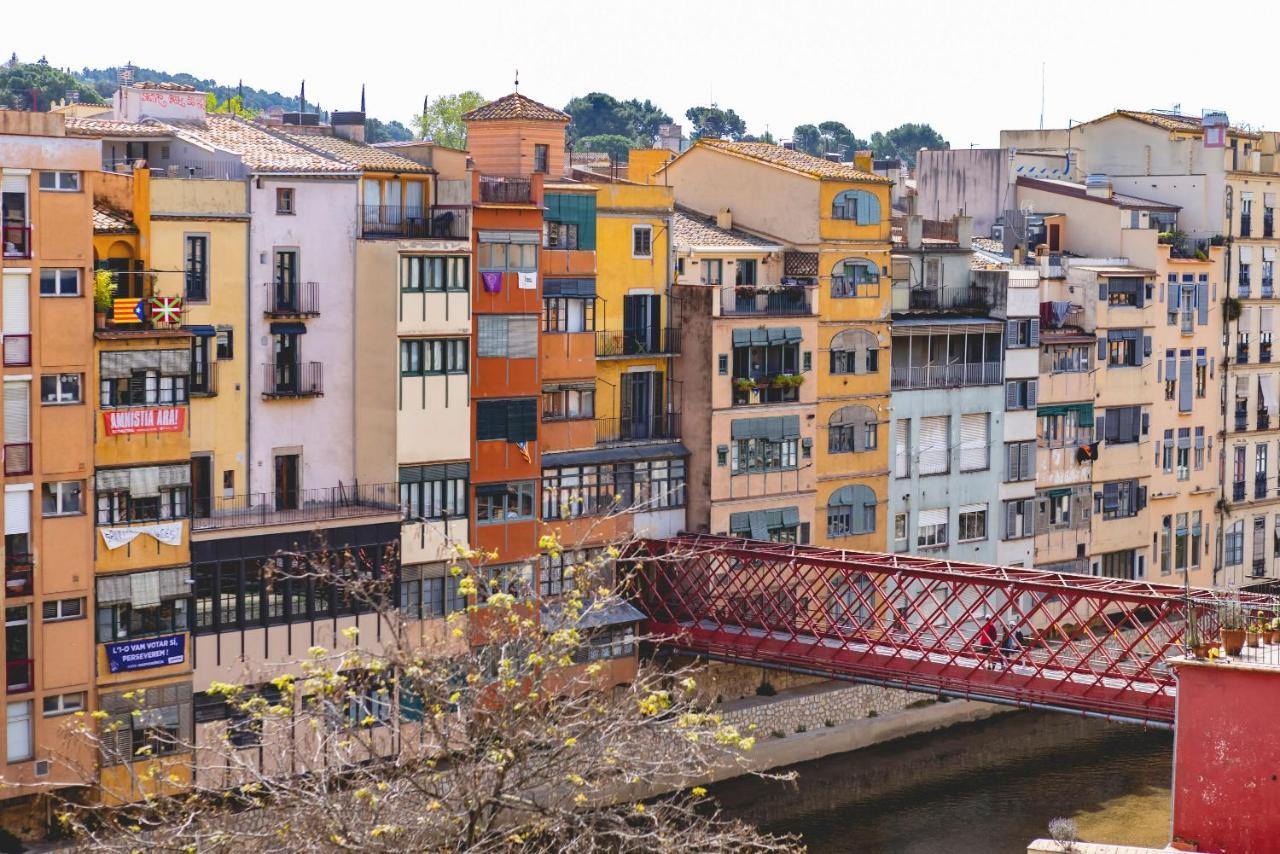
[543,278,596,297]
[1263,376,1279,416]
[1237,375,1250,399]
[270,321,307,335]
[730,415,800,441]
[541,442,688,468]
[729,507,799,539]
[732,327,798,346]
[1036,402,1093,426]
[542,600,644,632]
[182,324,216,337]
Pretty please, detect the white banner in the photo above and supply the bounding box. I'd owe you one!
[518,271,538,290]
[100,522,184,550]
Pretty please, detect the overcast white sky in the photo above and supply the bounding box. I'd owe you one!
[10,0,1280,147]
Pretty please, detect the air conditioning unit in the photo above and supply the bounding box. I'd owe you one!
[34,759,50,777]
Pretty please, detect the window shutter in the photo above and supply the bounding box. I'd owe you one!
[1164,351,1175,382]
[476,400,507,440]
[1019,442,1033,479]
[1098,337,1107,360]
[4,491,29,536]
[1095,413,1105,442]
[1098,280,1109,301]
[1006,319,1019,348]
[1142,335,1152,360]
[1026,380,1038,409]
[508,317,538,358]
[3,381,29,442]
[1005,502,1016,539]
[1006,444,1019,480]
[1178,359,1193,412]
[2,275,29,334]
[856,191,880,226]
[1137,484,1148,510]
[894,419,909,478]
[959,413,988,472]
[1141,411,1149,437]
[918,417,948,475]
[1196,281,1209,325]
[1005,381,1019,410]
[1028,318,1040,347]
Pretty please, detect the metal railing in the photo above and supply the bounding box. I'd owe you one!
[1266,215,1275,239]
[1237,343,1250,364]
[479,177,532,204]
[2,334,30,367]
[4,555,32,598]
[595,412,681,443]
[262,361,323,398]
[891,362,1003,390]
[1259,410,1271,432]
[190,360,219,397]
[902,285,993,312]
[1234,481,1247,501]
[596,327,681,358]
[191,482,401,532]
[2,224,31,259]
[359,205,469,240]
[1241,215,1253,238]
[1257,475,1270,500]
[5,659,33,693]
[720,286,814,316]
[264,281,320,317]
[104,158,249,180]
[3,443,31,476]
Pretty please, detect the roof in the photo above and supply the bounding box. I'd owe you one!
[672,206,782,250]
[463,92,570,123]
[93,206,136,234]
[1017,176,1180,211]
[275,129,432,173]
[1085,109,1260,140]
[64,117,171,138]
[1073,264,1157,275]
[541,441,688,468]
[158,115,356,174]
[541,600,646,632]
[692,139,891,183]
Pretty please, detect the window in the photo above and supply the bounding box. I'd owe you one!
[1194,427,1206,470]
[831,189,880,224]
[475,481,536,524]
[543,297,595,332]
[702,259,723,285]
[1045,492,1073,528]
[1006,440,1035,482]
[399,464,467,521]
[735,259,757,287]
[42,692,86,717]
[1176,428,1191,481]
[184,235,208,301]
[628,458,686,510]
[830,258,880,298]
[732,339,800,404]
[542,466,618,519]
[1098,479,1145,520]
[1003,499,1033,539]
[1006,379,1038,411]
[1098,406,1143,445]
[718,354,729,375]
[958,413,989,471]
[893,513,908,548]
[41,481,82,517]
[39,373,81,404]
[916,509,948,548]
[6,701,32,762]
[400,338,468,376]
[400,570,467,619]
[41,598,83,622]
[38,171,80,192]
[99,362,189,408]
[958,506,987,542]
[534,144,549,174]
[477,315,538,358]
[1038,407,1092,449]
[95,573,189,642]
[1006,318,1040,349]
[894,420,911,478]
[1104,329,1145,367]
[1047,344,1090,373]
[276,187,294,214]
[544,221,578,249]
[476,398,538,443]
[1103,276,1145,307]
[478,236,538,272]
[828,405,878,454]
[539,548,605,598]
[38,268,79,297]
[1226,520,1244,566]
[829,328,879,375]
[543,386,594,421]
[94,465,190,525]
[216,326,234,360]
[401,255,469,291]
[826,484,877,538]
[632,226,653,258]
[919,416,951,475]
[1098,550,1138,580]
[732,438,798,473]
[729,508,806,544]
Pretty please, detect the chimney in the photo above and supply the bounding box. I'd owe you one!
[1085,173,1113,200]
[332,110,366,142]
[906,214,923,250]
[954,215,973,248]
[716,208,733,230]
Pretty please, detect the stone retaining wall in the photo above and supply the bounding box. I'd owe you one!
[718,680,928,738]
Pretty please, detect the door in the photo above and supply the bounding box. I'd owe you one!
[622,295,660,354]
[274,454,299,511]
[191,456,212,518]
[274,250,298,312]
[274,334,299,392]
[621,372,659,439]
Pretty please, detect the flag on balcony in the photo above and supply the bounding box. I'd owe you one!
[112,298,146,324]
[150,296,184,325]
[481,271,503,294]
[516,441,531,463]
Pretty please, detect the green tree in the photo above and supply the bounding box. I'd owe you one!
[0,62,103,111]
[792,124,821,155]
[564,93,671,147]
[619,98,671,146]
[204,92,256,119]
[365,117,414,144]
[685,105,748,141]
[576,133,635,162]
[741,130,777,144]
[870,123,947,166]
[414,91,486,149]
[818,121,867,157]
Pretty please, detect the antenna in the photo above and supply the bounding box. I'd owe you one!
[514,69,519,92]
[1039,62,1045,130]
[360,84,366,113]
[300,80,306,114]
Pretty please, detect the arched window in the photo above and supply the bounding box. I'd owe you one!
[829,328,880,375]
[832,189,881,225]
[829,405,878,454]
[827,484,877,538]
[830,257,880,298]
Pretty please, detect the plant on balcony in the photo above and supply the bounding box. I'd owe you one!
[1219,598,1247,655]
[732,377,759,394]
[770,373,805,389]
[1223,296,1243,322]
[1210,234,1227,247]
[93,269,116,327]
[734,286,757,300]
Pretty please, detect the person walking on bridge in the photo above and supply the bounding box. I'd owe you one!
[1000,626,1020,670]
[978,616,998,670]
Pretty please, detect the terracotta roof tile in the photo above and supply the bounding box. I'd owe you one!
[157,115,355,173]
[63,117,171,138]
[276,129,433,173]
[464,93,569,123]
[672,207,780,249]
[696,139,891,183]
[93,205,136,234]
[1093,110,1260,139]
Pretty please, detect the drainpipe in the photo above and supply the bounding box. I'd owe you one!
[244,175,254,494]
[1216,243,1231,588]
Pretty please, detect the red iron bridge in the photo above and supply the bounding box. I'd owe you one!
[633,535,1280,729]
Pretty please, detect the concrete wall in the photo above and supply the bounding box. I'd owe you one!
[915,148,1008,235]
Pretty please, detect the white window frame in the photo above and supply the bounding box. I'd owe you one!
[958,507,988,543]
[632,225,653,259]
[6,700,32,762]
[42,692,86,717]
[39,373,82,405]
[38,171,80,192]
[38,269,80,297]
[41,481,83,517]
[42,597,84,622]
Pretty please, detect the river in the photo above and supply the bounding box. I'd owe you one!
[713,708,1173,853]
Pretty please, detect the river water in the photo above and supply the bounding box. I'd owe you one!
[713,708,1173,853]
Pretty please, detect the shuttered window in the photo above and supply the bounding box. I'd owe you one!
[894,419,910,478]
[959,413,989,471]
[477,315,538,358]
[918,416,949,475]
[476,399,537,443]
[3,381,29,442]
[1005,379,1037,410]
[2,275,28,333]
[1003,498,1034,540]
[4,491,30,536]
[1006,440,1035,482]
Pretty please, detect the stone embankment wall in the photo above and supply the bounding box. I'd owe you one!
[718,680,927,738]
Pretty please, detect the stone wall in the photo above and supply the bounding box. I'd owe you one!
[717,679,930,738]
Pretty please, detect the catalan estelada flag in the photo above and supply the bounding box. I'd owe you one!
[112,298,145,324]
[516,441,531,463]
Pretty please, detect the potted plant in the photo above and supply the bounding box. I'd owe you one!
[1187,610,1212,659]
[770,373,804,390]
[1269,617,1280,645]
[1219,599,1247,656]
[733,377,758,394]
[1223,296,1243,322]
[93,269,116,329]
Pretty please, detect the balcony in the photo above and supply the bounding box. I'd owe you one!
[732,375,802,406]
[1260,410,1272,432]
[264,281,320,317]
[891,362,1003,391]
[1234,481,1247,501]
[2,334,30,367]
[595,411,680,444]
[2,224,31,260]
[4,554,32,598]
[359,205,469,240]
[720,285,814,316]
[478,177,533,205]
[596,327,680,358]
[1237,344,1250,364]
[1266,215,1275,239]
[192,482,401,532]
[5,659,32,694]
[104,157,249,180]
[1257,475,1270,500]
[190,360,219,398]
[1241,215,1253,238]
[1236,408,1249,432]
[3,443,31,477]
[899,285,993,314]
[262,361,323,398]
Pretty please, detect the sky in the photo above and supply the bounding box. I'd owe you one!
[10,0,1280,148]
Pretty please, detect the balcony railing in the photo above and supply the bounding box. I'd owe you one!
[903,285,992,313]
[358,205,469,240]
[732,376,802,406]
[262,361,323,398]
[479,177,532,205]
[4,554,32,598]
[1266,215,1275,239]
[1237,343,1250,364]
[596,327,680,358]
[1264,279,1275,299]
[595,411,680,444]
[1241,215,1253,237]
[104,157,249,180]
[4,443,31,476]
[192,482,401,532]
[5,659,33,693]
[2,334,30,367]
[720,285,814,316]
[1234,481,1247,501]
[1260,410,1272,432]
[1236,409,1249,432]
[1257,475,1270,500]
[190,360,219,398]
[2,224,31,259]
[264,281,320,317]
[890,362,1004,390]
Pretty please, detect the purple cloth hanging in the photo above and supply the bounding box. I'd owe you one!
[482,271,503,294]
